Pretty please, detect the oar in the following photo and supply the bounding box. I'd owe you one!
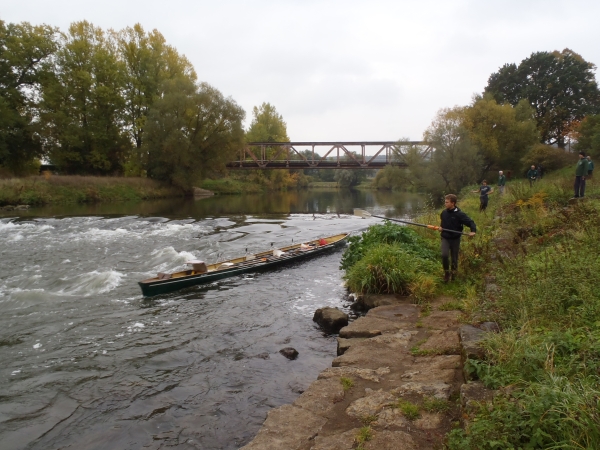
[353,208,472,236]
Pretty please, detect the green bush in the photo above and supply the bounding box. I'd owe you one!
[340,221,437,271]
[344,243,438,295]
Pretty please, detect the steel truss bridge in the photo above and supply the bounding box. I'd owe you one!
[226,141,431,170]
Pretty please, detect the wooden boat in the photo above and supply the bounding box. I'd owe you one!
[138,233,349,296]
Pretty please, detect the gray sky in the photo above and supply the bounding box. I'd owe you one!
[4,0,600,142]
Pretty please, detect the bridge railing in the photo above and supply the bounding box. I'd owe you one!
[226,141,431,169]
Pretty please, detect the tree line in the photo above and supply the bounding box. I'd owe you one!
[0,20,245,188]
[374,48,600,195]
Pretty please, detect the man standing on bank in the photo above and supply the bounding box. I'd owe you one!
[440,194,476,283]
[526,165,538,187]
[574,151,589,198]
[472,180,494,213]
[498,171,506,194]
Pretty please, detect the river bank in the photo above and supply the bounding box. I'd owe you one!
[0,175,184,206]
[240,171,600,449]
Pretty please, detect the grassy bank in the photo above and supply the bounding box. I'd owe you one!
[0,175,184,206]
[341,172,600,448]
[199,178,263,194]
[444,175,600,449]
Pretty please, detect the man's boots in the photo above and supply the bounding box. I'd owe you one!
[444,271,451,283]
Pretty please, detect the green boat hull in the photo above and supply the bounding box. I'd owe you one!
[138,235,348,296]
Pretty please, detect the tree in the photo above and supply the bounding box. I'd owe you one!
[143,77,245,189]
[575,115,600,157]
[485,49,600,147]
[424,107,482,194]
[245,102,289,143]
[116,24,197,175]
[463,95,538,173]
[0,20,59,174]
[40,21,130,174]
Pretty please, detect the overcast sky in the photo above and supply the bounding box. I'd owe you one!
[4,0,600,143]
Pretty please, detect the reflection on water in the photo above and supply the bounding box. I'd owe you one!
[0,189,428,450]
[0,189,430,220]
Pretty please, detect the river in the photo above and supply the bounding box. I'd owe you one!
[0,189,428,450]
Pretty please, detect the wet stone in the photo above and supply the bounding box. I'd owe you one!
[279,347,299,360]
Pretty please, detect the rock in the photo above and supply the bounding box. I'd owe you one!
[313,307,348,333]
[318,366,390,383]
[2,205,15,211]
[419,330,460,354]
[373,407,410,428]
[414,412,442,430]
[459,325,486,360]
[460,381,496,410]
[332,332,416,368]
[293,378,345,416]
[392,382,451,400]
[479,322,500,333]
[345,389,397,418]
[351,293,406,311]
[407,355,462,383]
[240,404,326,449]
[311,428,358,450]
[279,347,299,360]
[193,187,214,197]
[336,337,366,356]
[363,430,416,450]
[15,204,30,210]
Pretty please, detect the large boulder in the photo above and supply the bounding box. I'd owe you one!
[313,307,348,333]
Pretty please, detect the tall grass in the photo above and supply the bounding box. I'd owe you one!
[446,173,600,449]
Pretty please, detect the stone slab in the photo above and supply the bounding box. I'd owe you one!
[240,404,327,450]
[293,378,345,417]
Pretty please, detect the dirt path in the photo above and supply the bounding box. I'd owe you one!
[241,295,475,450]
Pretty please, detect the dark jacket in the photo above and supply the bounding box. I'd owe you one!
[576,158,589,176]
[440,207,476,240]
[527,169,538,180]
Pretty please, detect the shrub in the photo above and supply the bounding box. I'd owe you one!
[344,243,438,295]
[340,221,437,271]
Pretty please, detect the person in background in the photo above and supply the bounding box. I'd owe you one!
[526,165,538,187]
[574,152,589,198]
[587,156,594,178]
[440,194,476,283]
[472,180,493,213]
[537,165,543,180]
[498,170,506,194]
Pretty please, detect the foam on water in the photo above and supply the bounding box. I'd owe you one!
[58,270,125,296]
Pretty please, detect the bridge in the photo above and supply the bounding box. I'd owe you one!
[226,141,431,170]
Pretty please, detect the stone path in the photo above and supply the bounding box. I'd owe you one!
[241,295,489,450]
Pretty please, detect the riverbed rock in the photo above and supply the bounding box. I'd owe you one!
[15,204,30,210]
[279,347,299,360]
[313,307,348,333]
[2,205,15,211]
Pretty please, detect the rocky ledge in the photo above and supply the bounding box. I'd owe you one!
[241,295,497,450]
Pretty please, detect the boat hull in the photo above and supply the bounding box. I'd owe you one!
[138,233,348,296]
